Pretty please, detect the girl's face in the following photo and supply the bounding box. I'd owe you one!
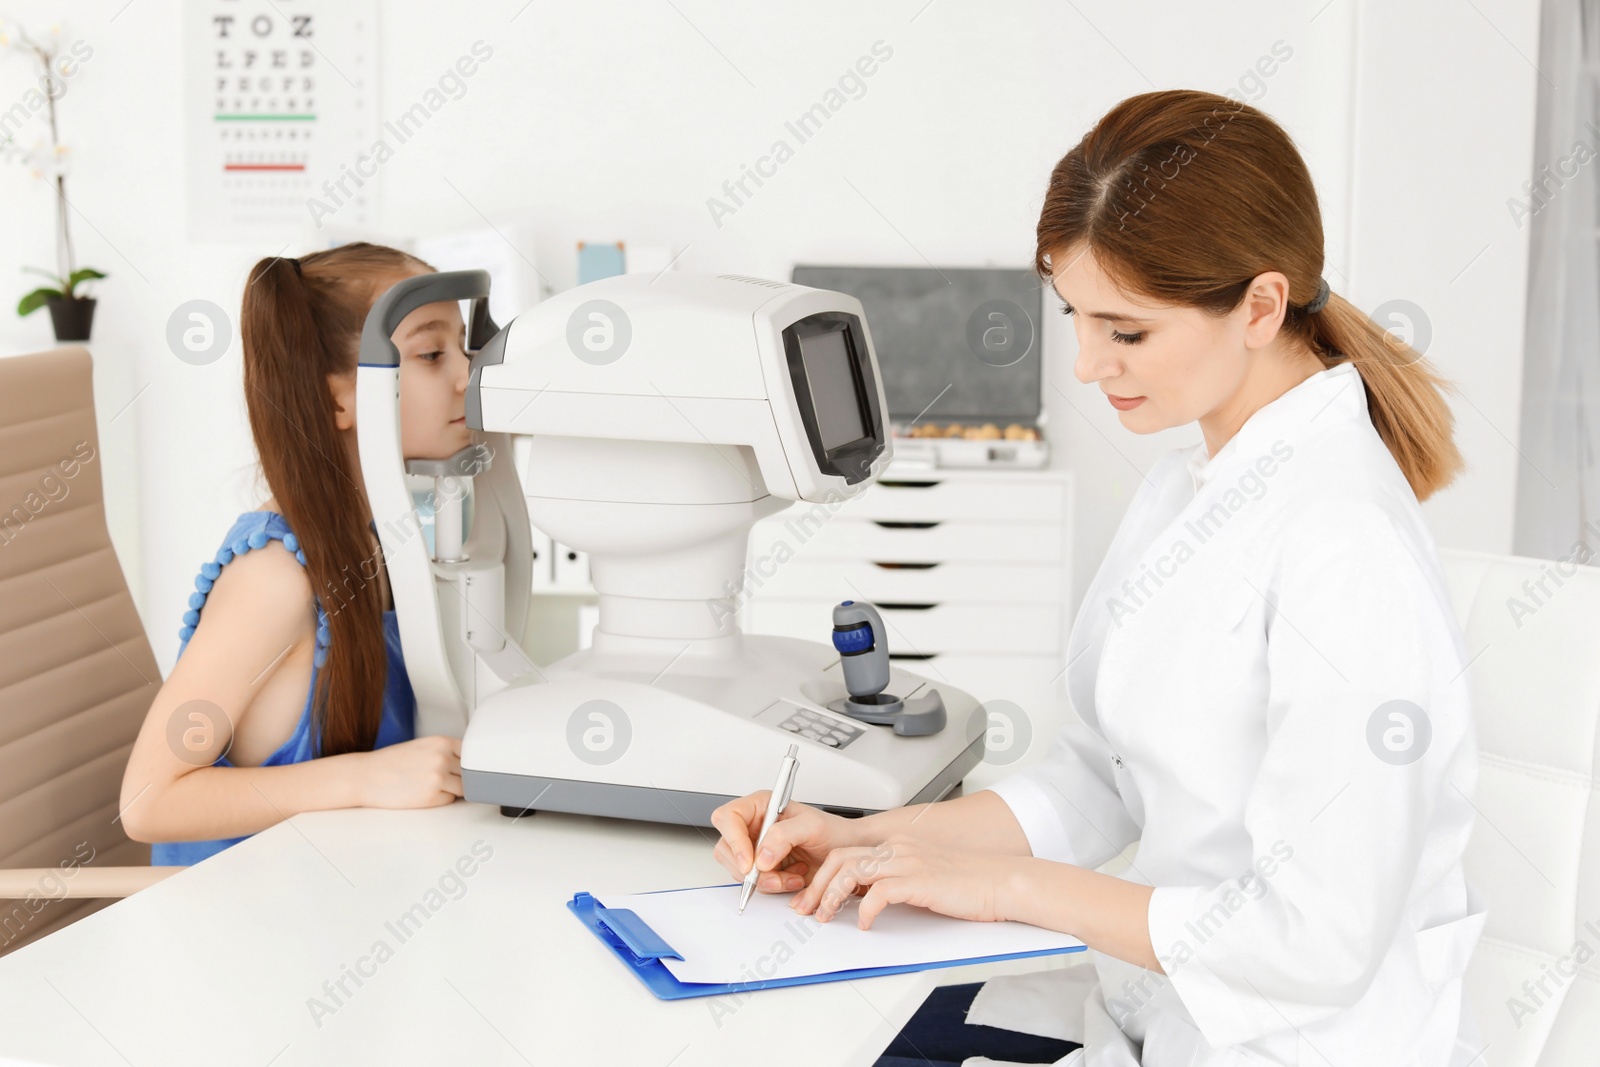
[391,293,475,461]
[327,270,477,462]
[1051,244,1294,438]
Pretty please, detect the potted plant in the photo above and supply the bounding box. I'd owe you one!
[3,21,105,342]
[19,267,105,342]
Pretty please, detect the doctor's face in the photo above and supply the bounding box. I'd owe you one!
[1052,245,1258,434]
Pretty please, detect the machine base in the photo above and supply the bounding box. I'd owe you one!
[466,732,985,827]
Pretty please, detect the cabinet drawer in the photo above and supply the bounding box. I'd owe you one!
[745,559,1067,604]
[750,518,1065,565]
[745,600,1062,655]
[820,476,1068,524]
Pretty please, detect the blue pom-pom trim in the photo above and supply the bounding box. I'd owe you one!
[181,519,322,652]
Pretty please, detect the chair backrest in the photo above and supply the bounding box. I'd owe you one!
[1440,548,1600,1063]
[0,347,156,956]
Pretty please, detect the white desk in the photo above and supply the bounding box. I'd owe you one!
[0,802,1059,1066]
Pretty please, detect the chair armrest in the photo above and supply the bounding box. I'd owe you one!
[0,866,185,899]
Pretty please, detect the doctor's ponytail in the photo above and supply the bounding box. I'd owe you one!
[240,242,433,756]
[1034,89,1463,501]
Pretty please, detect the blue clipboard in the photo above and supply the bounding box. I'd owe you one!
[568,888,1088,1001]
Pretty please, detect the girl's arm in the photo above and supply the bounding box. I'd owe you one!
[119,541,456,844]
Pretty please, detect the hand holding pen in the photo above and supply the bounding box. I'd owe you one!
[711,745,867,906]
[738,744,801,913]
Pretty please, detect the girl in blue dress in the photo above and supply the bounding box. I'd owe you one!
[121,243,476,864]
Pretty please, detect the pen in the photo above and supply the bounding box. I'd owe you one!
[738,743,801,914]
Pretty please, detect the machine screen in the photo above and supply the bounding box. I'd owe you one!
[800,326,867,451]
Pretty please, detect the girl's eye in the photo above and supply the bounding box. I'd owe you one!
[1059,303,1074,316]
[420,350,443,363]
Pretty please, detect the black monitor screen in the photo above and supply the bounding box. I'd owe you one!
[791,265,1042,424]
[800,325,867,451]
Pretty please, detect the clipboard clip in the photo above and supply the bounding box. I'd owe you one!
[575,892,685,966]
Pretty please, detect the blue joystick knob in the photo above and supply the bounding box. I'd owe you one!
[832,623,873,655]
[832,601,891,701]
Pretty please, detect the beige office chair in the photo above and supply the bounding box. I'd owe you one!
[0,347,180,958]
[1440,548,1600,1063]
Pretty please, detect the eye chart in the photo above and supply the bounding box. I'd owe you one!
[185,0,377,241]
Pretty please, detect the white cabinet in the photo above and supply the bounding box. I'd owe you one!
[739,466,1074,789]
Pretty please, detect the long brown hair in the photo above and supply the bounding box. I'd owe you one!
[241,241,432,756]
[1035,89,1462,500]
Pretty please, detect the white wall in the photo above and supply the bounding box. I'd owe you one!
[1348,0,1541,554]
[0,0,1539,675]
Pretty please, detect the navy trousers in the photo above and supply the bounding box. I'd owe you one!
[874,982,1082,1067]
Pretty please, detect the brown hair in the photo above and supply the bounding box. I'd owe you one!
[241,242,432,756]
[1034,89,1462,500]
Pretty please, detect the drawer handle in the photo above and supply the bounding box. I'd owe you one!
[872,521,940,530]
[877,480,942,490]
[877,602,938,611]
[871,561,939,570]
[888,652,939,661]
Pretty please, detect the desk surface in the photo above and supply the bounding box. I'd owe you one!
[0,802,1055,1067]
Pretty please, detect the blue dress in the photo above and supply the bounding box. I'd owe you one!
[150,511,417,866]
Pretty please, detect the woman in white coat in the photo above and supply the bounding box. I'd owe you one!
[712,88,1485,1066]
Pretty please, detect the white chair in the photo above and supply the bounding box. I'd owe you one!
[1441,548,1600,1063]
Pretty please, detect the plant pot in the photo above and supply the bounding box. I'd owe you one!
[46,295,96,342]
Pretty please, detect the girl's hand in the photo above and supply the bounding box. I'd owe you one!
[792,834,1022,930]
[710,794,864,894]
[356,735,463,809]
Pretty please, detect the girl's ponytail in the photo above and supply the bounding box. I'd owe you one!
[241,244,428,755]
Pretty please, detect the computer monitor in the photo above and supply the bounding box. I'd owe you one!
[790,265,1044,426]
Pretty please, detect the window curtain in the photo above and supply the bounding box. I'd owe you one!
[1514,0,1600,559]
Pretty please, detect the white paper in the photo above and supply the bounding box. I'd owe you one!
[593,884,1085,985]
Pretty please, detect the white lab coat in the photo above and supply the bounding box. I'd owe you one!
[971,362,1487,1066]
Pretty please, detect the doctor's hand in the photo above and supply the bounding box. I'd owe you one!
[710,793,864,894]
[355,735,463,809]
[793,834,1021,930]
